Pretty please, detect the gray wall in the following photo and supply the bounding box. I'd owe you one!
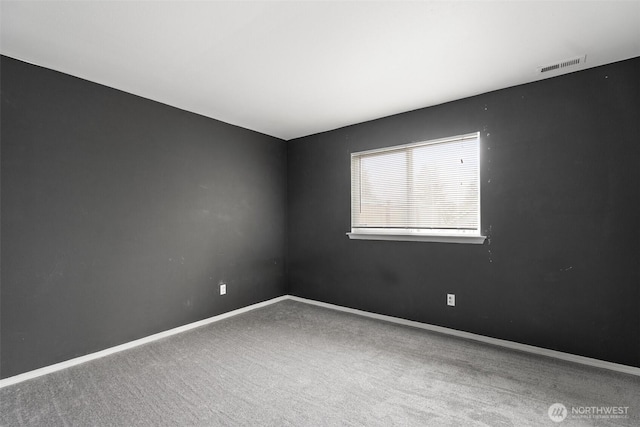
[1,56,287,378]
[287,57,640,368]
[2,54,638,378]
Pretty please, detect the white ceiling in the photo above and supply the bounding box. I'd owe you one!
[1,1,639,140]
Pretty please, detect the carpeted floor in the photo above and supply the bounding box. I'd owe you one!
[1,299,639,426]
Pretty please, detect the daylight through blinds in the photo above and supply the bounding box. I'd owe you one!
[351,133,480,233]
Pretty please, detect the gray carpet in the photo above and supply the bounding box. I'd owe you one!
[1,299,639,426]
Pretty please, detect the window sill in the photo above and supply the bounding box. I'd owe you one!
[346,232,486,244]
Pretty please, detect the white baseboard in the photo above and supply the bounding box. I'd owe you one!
[2,294,637,389]
[0,295,289,389]
[287,295,640,377]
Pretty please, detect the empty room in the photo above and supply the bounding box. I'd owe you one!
[1,1,639,425]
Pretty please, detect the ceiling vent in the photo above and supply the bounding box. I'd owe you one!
[538,55,587,74]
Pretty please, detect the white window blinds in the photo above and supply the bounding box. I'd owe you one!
[350,132,480,237]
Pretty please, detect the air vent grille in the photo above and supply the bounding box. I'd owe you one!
[538,55,587,74]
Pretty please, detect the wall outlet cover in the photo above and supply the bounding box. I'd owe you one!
[447,294,455,306]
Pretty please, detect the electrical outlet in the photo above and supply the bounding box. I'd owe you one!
[220,283,227,295]
[447,293,455,306]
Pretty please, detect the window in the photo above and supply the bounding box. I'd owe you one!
[348,132,485,244]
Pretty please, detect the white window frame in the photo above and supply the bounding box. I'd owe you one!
[347,132,486,244]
